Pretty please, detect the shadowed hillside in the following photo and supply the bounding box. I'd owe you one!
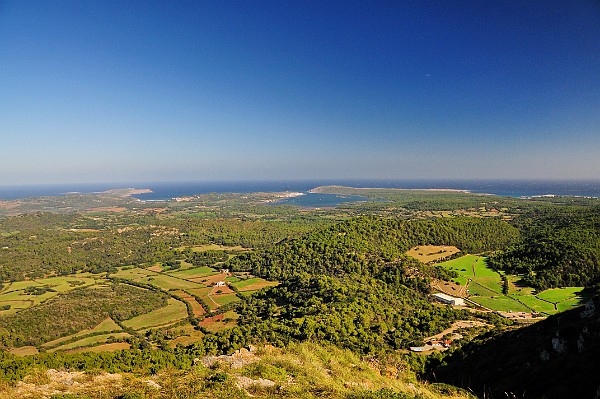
[431,296,600,398]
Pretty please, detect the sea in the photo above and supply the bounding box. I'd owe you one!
[0,180,599,206]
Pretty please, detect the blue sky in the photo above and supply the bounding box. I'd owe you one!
[1,0,599,184]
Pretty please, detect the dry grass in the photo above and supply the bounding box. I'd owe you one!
[0,344,474,399]
[69,342,131,353]
[407,245,461,263]
[9,346,39,356]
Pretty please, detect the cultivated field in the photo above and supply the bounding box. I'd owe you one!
[1,262,277,354]
[41,317,122,349]
[229,277,279,294]
[48,332,132,353]
[436,255,585,315]
[122,298,188,331]
[0,273,107,316]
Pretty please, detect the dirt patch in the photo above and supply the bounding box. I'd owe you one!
[199,313,224,326]
[147,264,164,273]
[0,200,21,211]
[424,320,490,342]
[9,346,39,356]
[431,279,467,298]
[172,290,206,316]
[407,245,460,263]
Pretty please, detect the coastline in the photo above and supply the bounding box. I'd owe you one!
[97,188,153,197]
[309,186,473,194]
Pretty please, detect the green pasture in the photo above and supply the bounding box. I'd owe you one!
[510,294,557,314]
[113,267,202,291]
[229,277,278,292]
[167,266,217,279]
[42,317,122,348]
[437,255,580,315]
[436,255,478,279]
[48,332,131,353]
[469,296,530,313]
[0,289,57,308]
[211,293,240,306]
[557,298,582,312]
[122,298,188,330]
[35,275,99,292]
[0,280,42,293]
[142,274,202,291]
[186,287,216,311]
[466,282,498,297]
[537,287,584,303]
[0,300,31,315]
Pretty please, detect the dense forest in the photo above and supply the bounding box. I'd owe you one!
[228,216,520,280]
[0,214,330,281]
[488,206,600,289]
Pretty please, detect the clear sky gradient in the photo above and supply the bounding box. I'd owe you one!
[1,0,599,184]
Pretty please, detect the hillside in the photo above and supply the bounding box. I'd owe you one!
[431,296,600,398]
[0,342,473,399]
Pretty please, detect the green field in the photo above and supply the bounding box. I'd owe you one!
[537,287,584,303]
[122,298,188,330]
[469,296,530,313]
[229,277,278,292]
[437,255,584,315]
[35,274,99,292]
[167,266,218,279]
[42,317,122,349]
[511,294,557,314]
[48,332,131,353]
[113,267,203,291]
[436,255,478,280]
[0,300,32,315]
[0,280,43,293]
[0,274,107,315]
[186,287,217,311]
[211,293,240,306]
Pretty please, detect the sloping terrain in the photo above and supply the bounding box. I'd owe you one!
[431,296,600,399]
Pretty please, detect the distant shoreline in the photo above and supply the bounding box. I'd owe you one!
[1,180,599,201]
[309,186,472,194]
[97,188,153,197]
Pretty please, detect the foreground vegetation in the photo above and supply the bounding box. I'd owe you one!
[0,343,472,399]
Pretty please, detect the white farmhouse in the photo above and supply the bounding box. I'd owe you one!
[432,293,464,306]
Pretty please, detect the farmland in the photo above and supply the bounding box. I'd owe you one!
[122,298,188,331]
[0,260,277,354]
[0,273,105,315]
[435,255,585,315]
